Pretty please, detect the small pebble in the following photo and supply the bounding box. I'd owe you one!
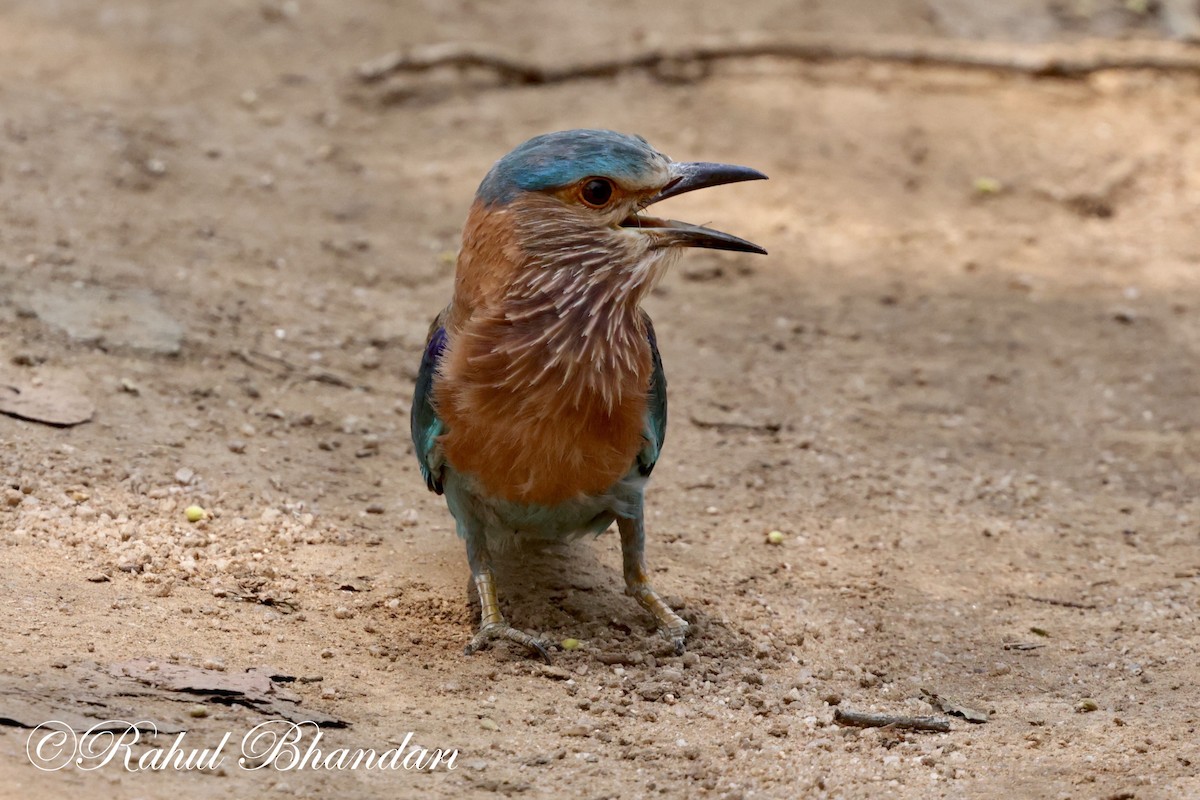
[636,681,667,701]
[659,667,684,684]
[538,665,572,681]
[479,717,499,732]
[359,348,382,370]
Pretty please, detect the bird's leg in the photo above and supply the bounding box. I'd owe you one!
[462,528,551,663]
[618,512,689,654]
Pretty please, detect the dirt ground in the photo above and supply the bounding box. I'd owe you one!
[2,2,1200,798]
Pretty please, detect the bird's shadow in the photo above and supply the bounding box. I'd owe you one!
[463,535,752,662]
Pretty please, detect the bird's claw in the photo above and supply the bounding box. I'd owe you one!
[465,621,552,664]
[663,620,690,656]
[628,585,690,655]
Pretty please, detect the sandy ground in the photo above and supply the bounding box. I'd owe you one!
[2,2,1200,798]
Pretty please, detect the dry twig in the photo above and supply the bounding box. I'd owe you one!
[688,413,782,435]
[357,34,1200,88]
[232,349,361,391]
[1010,592,1099,610]
[920,688,990,724]
[1026,595,1098,609]
[833,707,952,733]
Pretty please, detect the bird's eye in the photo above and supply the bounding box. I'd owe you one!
[580,178,614,208]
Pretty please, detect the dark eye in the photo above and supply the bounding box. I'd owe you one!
[580,178,614,208]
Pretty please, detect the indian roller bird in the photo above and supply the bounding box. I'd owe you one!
[411,129,767,660]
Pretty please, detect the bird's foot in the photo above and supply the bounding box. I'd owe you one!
[627,585,689,655]
[465,621,552,664]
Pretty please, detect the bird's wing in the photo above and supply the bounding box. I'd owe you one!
[637,313,668,477]
[411,311,449,495]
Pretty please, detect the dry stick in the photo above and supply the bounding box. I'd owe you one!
[1005,592,1098,609]
[232,349,359,391]
[834,708,952,733]
[356,34,1200,86]
[688,413,782,434]
[1024,594,1098,610]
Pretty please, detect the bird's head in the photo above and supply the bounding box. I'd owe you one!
[463,129,766,300]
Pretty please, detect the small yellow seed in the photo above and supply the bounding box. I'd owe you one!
[973,176,1003,194]
[185,505,206,523]
[766,530,785,545]
[561,638,581,650]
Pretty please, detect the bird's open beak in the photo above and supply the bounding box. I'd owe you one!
[620,162,768,255]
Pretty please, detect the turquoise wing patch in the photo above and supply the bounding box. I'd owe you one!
[638,316,667,477]
[411,323,447,494]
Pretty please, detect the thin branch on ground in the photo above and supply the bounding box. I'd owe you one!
[688,413,782,434]
[356,34,1200,88]
[833,707,953,733]
[1011,593,1099,610]
[232,348,361,391]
